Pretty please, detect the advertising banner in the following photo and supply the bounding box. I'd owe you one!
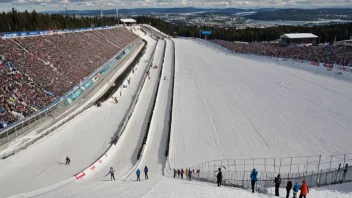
[201,31,212,35]
[82,79,93,90]
[1,25,119,39]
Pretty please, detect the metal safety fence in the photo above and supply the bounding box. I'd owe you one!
[190,153,352,190]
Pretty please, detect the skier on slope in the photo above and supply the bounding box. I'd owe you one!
[181,168,184,179]
[144,166,149,179]
[136,169,141,181]
[173,169,177,178]
[105,167,115,181]
[185,168,188,179]
[177,169,181,178]
[65,156,71,165]
[250,168,258,193]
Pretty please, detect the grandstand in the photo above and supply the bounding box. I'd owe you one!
[0,27,138,127]
[212,39,352,67]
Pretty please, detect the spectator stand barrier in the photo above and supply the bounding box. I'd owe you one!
[0,38,145,159]
[189,153,352,192]
[74,37,158,181]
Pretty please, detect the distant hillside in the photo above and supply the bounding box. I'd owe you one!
[246,8,352,21]
[46,7,254,16]
[119,7,254,14]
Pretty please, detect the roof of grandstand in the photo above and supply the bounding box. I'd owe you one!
[120,18,136,23]
[281,33,318,39]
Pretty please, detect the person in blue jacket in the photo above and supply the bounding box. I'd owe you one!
[188,168,192,181]
[250,168,258,193]
[144,166,149,179]
[293,182,300,198]
[105,167,115,181]
[136,169,141,181]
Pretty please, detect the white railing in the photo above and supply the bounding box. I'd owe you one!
[190,153,352,191]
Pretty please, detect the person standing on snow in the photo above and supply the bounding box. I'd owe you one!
[174,169,177,178]
[105,167,115,181]
[185,168,188,179]
[181,169,184,179]
[136,169,141,181]
[177,169,181,178]
[274,174,282,196]
[144,166,149,179]
[250,168,258,193]
[286,178,293,198]
[299,180,309,198]
[293,182,300,198]
[216,168,223,187]
[188,168,192,181]
[65,156,71,165]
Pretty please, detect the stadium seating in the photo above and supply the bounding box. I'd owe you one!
[212,40,352,67]
[0,27,137,127]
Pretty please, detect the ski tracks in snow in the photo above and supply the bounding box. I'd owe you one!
[192,70,226,159]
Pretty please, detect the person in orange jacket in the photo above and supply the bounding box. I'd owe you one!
[299,180,309,198]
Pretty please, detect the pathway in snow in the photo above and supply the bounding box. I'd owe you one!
[126,38,174,181]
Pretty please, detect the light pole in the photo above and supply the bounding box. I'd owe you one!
[116,9,119,25]
[65,5,68,30]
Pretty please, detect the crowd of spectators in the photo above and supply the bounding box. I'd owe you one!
[0,27,137,127]
[212,40,352,67]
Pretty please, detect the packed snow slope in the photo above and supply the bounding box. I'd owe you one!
[169,38,352,169]
[0,34,145,197]
[126,38,174,180]
[38,32,169,198]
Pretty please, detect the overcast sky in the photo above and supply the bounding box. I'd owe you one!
[0,0,351,12]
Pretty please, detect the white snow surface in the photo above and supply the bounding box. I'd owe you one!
[168,38,352,170]
[2,28,352,198]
